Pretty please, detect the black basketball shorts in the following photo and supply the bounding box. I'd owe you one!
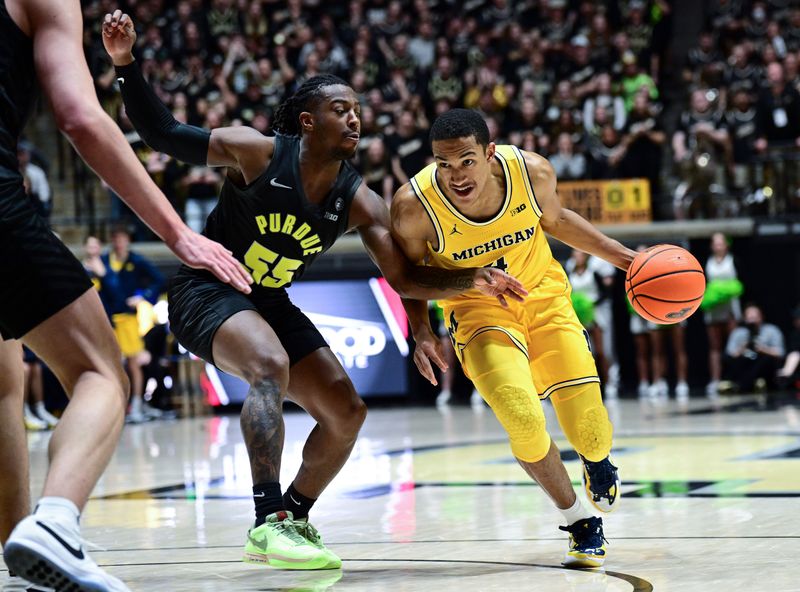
[0,187,92,340]
[168,268,328,368]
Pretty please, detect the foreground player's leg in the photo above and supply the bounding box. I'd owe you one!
[0,340,30,544]
[284,348,368,568]
[212,312,329,570]
[4,289,131,592]
[462,332,607,568]
[551,383,619,513]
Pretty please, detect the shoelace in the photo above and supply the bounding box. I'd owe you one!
[272,518,307,545]
[559,518,609,547]
[294,520,323,545]
[586,459,618,493]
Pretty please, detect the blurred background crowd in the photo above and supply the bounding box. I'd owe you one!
[57,0,797,234]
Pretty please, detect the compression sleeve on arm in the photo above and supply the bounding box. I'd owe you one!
[114,60,211,166]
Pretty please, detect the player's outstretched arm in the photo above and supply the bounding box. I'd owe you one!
[25,0,251,293]
[350,183,528,304]
[350,183,455,384]
[102,11,272,183]
[526,151,636,271]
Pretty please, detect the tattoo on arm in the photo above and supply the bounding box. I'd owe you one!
[240,378,285,483]
[413,267,475,291]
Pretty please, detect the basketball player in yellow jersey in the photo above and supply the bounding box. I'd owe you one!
[391,110,637,568]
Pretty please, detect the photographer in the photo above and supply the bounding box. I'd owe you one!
[721,303,785,393]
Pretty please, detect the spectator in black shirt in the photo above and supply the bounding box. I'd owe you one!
[565,35,598,100]
[685,31,724,88]
[725,87,759,192]
[672,89,729,218]
[755,62,800,151]
[360,138,394,203]
[386,110,429,186]
[786,8,800,52]
[618,93,666,198]
[427,56,463,110]
[723,44,761,105]
[587,124,625,179]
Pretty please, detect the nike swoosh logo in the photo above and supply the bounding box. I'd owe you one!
[253,492,266,498]
[289,494,302,505]
[36,521,84,560]
[117,77,125,85]
[270,178,293,190]
[247,533,268,552]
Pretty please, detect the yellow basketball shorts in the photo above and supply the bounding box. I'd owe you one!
[443,289,600,399]
[112,313,144,358]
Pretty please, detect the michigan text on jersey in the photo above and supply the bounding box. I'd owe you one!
[451,226,536,261]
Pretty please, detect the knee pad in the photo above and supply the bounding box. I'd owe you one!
[571,405,613,461]
[483,383,550,463]
[552,383,613,462]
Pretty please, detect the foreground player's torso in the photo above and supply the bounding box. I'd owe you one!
[411,145,557,301]
[203,134,361,293]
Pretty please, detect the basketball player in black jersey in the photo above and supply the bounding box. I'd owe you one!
[0,1,252,591]
[102,10,526,571]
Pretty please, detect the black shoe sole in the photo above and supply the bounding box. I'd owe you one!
[4,542,105,592]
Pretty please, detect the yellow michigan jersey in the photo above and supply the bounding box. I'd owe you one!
[410,145,599,399]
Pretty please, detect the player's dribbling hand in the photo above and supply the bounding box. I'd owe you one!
[169,229,254,294]
[413,327,448,386]
[473,268,528,307]
[102,10,137,65]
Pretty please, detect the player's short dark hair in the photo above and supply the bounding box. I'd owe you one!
[429,109,490,149]
[272,74,350,136]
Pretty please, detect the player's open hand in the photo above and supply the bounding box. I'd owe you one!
[473,268,528,307]
[169,229,253,294]
[102,10,137,65]
[413,326,448,386]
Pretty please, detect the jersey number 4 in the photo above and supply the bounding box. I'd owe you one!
[486,256,508,272]
[243,242,303,288]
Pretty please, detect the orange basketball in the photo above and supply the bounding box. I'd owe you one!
[625,244,706,324]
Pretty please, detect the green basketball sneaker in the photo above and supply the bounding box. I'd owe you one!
[292,517,342,569]
[243,511,330,570]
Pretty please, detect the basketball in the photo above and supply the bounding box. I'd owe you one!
[625,245,706,324]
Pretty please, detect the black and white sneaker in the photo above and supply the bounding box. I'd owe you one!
[3,515,130,592]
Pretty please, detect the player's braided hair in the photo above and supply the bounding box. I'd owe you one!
[272,74,349,136]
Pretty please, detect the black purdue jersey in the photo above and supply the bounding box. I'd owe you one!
[0,0,37,189]
[195,134,362,299]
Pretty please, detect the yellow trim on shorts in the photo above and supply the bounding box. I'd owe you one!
[460,326,528,358]
[540,376,601,400]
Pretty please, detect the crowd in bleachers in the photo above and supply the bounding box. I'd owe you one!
[71,0,799,227]
[79,0,800,225]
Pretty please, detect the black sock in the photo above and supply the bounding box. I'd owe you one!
[283,483,316,520]
[253,482,284,526]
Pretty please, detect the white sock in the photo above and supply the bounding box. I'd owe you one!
[35,497,80,525]
[34,401,48,414]
[558,497,594,526]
